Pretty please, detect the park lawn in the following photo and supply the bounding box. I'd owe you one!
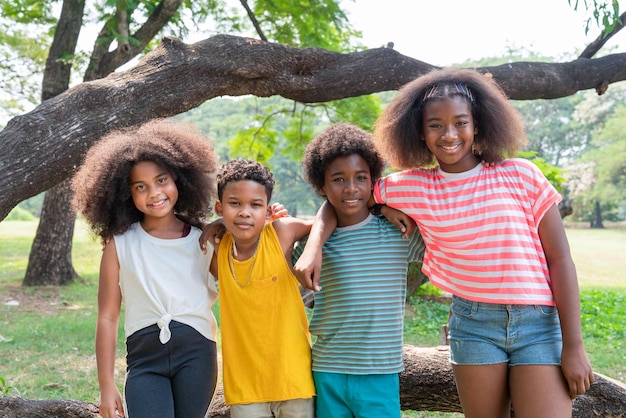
[563,222,626,289]
[1,220,625,417]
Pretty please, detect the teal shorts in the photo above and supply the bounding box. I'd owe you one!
[313,371,400,418]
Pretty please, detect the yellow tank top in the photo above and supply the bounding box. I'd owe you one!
[218,223,315,404]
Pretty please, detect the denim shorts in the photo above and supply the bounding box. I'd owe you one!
[448,295,562,366]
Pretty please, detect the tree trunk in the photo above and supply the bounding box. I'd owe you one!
[23,180,78,286]
[590,200,605,229]
[23,0,183,287]
[558,200,573,218]
[22,0,85,286]
[406,261,429,299]
[2,346,625,417]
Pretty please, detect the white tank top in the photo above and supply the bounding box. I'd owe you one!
[114,222,218,343]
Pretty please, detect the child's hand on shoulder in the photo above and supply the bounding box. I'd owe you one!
[478,153,505,167]
[269,202,289,221]
[199,219,225,254]
[380,205,417,239]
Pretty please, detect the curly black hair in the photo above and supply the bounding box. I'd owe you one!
[217,158,275,202]
[72,119,217,242]
[302,122,384,195]
[374,67,527,169]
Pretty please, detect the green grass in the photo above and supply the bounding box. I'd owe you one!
[1,220,625,418]
[563,223,626,289]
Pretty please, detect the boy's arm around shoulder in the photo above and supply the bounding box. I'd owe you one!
[272,216,313,260]
[293,201,336,291]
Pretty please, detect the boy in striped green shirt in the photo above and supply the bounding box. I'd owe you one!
[293,122,424,418]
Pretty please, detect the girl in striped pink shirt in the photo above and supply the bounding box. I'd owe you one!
[373,68,593,418]
[295,68,594,418]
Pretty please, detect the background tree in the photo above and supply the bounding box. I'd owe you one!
[566,104,626,226]
[22,0,85,286]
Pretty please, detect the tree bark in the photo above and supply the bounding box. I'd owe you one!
[41,0,84,101]
[3,34,626,220]
[21,0,85,286]
[2,346,625,417]
[23,180,78,286]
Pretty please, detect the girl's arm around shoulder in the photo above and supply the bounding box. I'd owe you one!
[198,218,225,255]
[538,204,594,399]
[368,188,416,238]
[378,204,415,238]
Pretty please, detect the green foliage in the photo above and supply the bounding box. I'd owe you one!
[179,93,383,216]
[567,102,626,222]
[518,150,566,193]
[509,78,626,225]
[0,21,50,117]
[404,291,451,347]
[10,193,44,218]
[229,124,280,163]
[513,95,588,167]
[253,0,359,50]
[0,0,56,25]
[569,0,622,36]
[5,206,37,221]
[0,376,18,396]
[327,95,381,131]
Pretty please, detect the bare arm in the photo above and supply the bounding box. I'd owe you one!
[292,201,337,291]
[272,216,313,266]
[539,204,594,399]
[198,218,225,255]
[96,240,124,418]
[378,205,416,238]
[368,195,415,238]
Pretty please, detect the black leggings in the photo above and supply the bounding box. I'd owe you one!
[124,321,218,418]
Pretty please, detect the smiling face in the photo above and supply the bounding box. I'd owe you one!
[129,160,178,220]
[321,154,372,227]
[422,95,480,173]
[215,180,272,248]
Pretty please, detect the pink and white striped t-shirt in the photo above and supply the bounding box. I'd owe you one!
[373,158,562,305]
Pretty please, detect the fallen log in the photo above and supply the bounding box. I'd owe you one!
[2,345,625,417]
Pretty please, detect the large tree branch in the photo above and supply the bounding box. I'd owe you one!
[2,34,626,220]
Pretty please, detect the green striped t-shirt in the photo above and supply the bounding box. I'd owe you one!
[293,214,424,374]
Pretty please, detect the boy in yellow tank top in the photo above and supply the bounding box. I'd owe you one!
[210,158,315,418]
